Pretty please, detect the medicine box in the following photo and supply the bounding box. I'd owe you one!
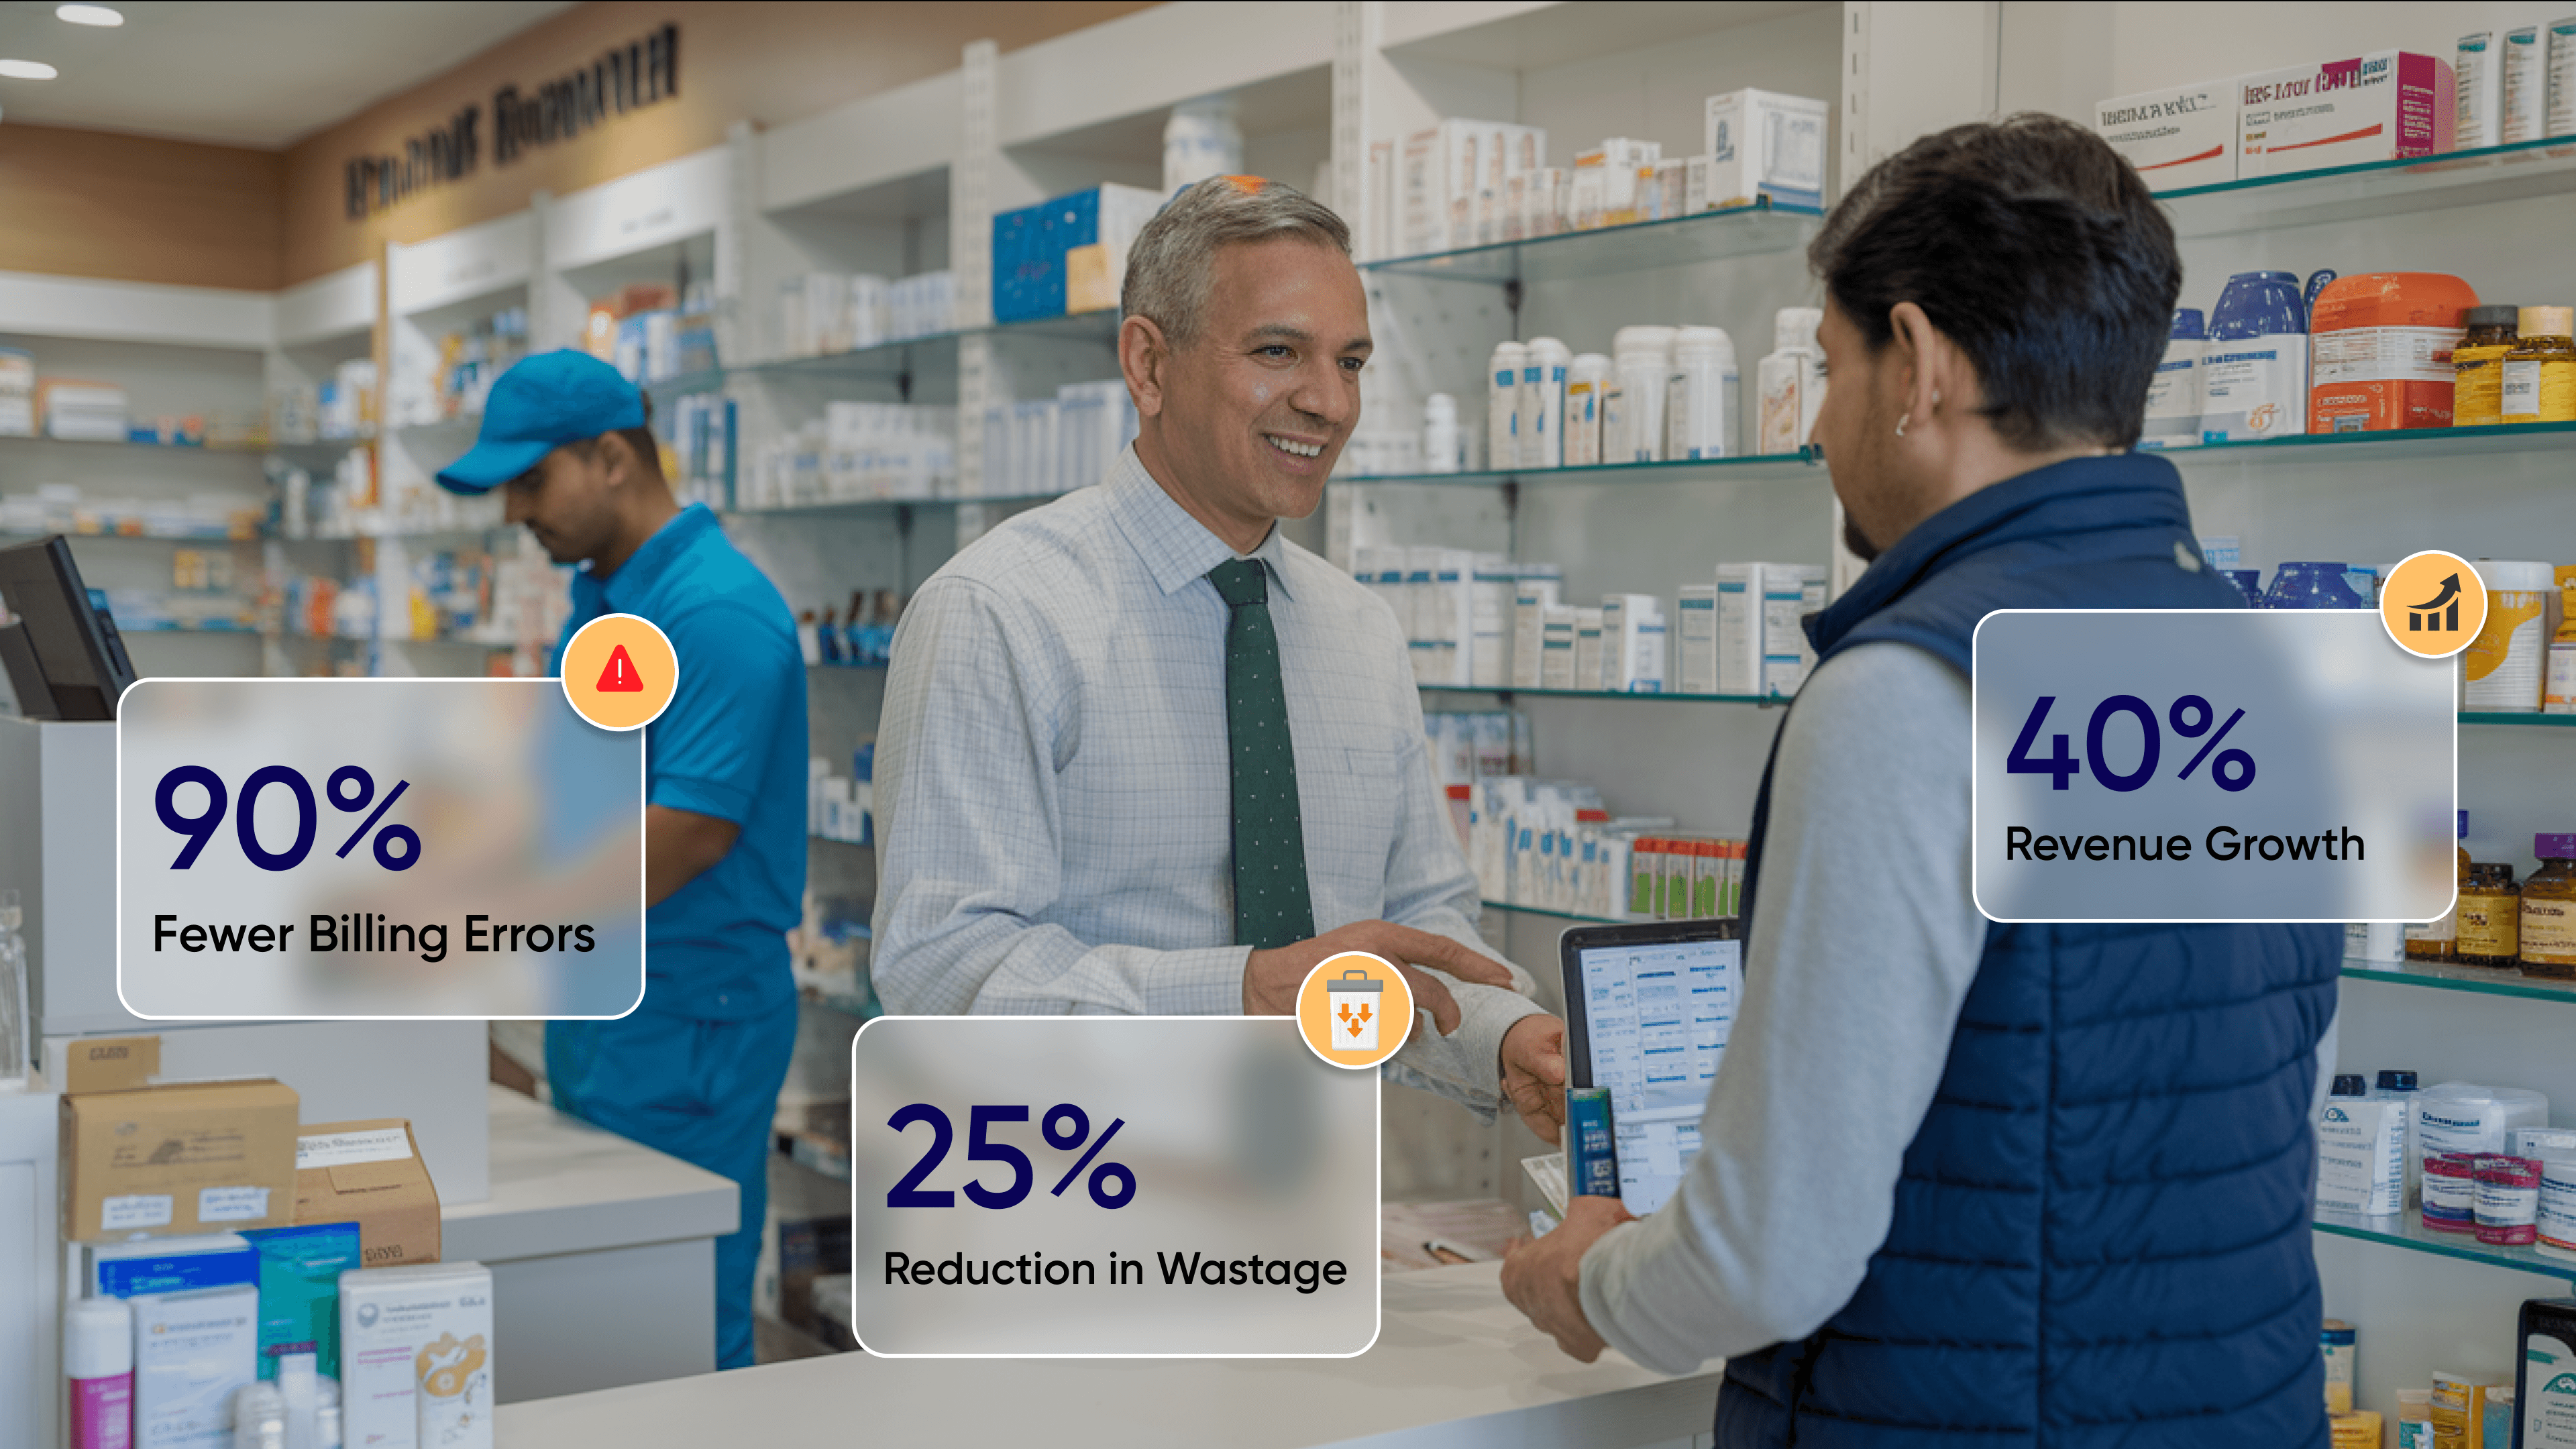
[62,1078,300,1241]
[1703,90,1829,210]
[2237,52,2455,176]
[341,1261,494,1449]
[2092,80,2239,188]
[244,1221,363,1379]
[131,1283,260,1449]
[1677,584,1718,696]
[293,1120,443,1270]
[86,1233,258,1299]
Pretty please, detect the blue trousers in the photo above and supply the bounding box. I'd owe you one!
[546,1004,798,1371]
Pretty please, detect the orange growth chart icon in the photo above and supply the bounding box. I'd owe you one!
[1295,952,1414,1069]
[561,613,679,731]
[2379,551,2486,659]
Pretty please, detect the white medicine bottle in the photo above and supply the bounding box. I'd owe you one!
[1758,307,1824,454]
[1664,325,1739,460]
[1487,341,1527,476]
[1421,393,1462,475]
[1607,325,1678,463]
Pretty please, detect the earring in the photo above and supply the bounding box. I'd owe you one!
[1895,413,1911,438]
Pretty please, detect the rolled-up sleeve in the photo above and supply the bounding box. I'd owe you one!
[871,576,1250,1016]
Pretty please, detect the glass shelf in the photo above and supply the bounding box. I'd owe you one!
[7,527,263,544]
[645,311,1122,397]
[0,433,267,455]
[1477,900,1625,925]
[2160,136,2576,240]
[1422,684,1786,705]
[2314,1206,2576,1283]
[1350,451,1822,487]
[722,492,1064,521]
[2159,419,2576,465]
[2341,956,2576,1004]
[1362,198,1823,284]
[2461,710,2576,728]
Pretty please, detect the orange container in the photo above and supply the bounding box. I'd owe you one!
[2308,272,2479,433]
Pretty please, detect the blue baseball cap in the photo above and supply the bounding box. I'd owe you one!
[434,349,648,494]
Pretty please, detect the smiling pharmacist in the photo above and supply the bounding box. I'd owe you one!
[870,176,1566,1140]
[435,350,806,1373]
[1500,116,2343,1446]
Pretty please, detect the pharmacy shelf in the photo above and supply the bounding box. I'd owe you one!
[1364,199,1824,285]
[2162,419,2576,466]
[1422,684,1786,706]
[2313,1207,2576,1283]
[1351,452,1823,488]
[723,492,1064,521]
[119,619,259,634]
[2160,136,2576,241]
[647,311,1122,400]
[2461,712,2576,728]
[0,432,268,455]
[2340,957,2576,1005]
[1479,900,1625,926]
[3,527,262,543]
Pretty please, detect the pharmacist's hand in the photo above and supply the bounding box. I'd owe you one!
[1502,1194,1633,1363]
[1243,922,1517,1035]
[1499,1013,1568,1144]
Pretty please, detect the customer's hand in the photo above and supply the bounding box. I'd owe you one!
[1244,921,1518,1035]
[1499,1013,1567,1144]
[1501,1194,1634,1363]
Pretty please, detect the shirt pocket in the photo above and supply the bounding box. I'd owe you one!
[1303,743,1405,906]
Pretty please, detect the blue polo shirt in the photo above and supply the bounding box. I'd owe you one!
[555,504,806,1021]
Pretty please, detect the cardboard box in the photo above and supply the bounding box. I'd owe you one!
[1703,89,1829,209]
[2239,51,2455,176]
[294,1119,442,1269]
[2094,80,2240,188]
[62,1078,299,1242]
[65,1032,160,1093]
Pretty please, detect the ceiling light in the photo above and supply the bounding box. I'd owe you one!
[56,5,123,25]
[0,60,60,80]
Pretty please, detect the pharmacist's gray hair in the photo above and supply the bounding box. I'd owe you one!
[1121,175,1351,347]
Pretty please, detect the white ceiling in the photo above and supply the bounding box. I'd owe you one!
[0,0,576,149]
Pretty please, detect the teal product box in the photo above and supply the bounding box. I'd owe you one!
[241,1222,363,1380]
[1568,1086,1621,1199]
[89,1234,258,1298]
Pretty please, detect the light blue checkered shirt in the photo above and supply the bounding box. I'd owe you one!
[870,446,1544,1113]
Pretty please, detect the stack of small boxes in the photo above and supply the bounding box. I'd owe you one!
[991,184,1165,323]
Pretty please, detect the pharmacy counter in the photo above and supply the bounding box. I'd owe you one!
[453,1086,737,1401]
[497,1260,1726,1447]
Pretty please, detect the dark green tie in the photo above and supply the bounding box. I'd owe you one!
[1209,559,1316,951]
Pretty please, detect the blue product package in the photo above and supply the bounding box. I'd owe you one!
[91,1234,258,1298]
[1568,1087,1621,1199]
[241,1222,363,1380]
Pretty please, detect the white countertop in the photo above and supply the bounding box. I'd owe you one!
[497,1261,1725,1447]
[445,1085,738,1263]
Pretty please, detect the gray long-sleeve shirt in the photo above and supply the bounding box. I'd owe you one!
[1577,640,2337,1377]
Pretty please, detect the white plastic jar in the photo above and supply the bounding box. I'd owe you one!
[1606,325,1677,463]
[1520,336,1571,470]
[1163,95,1244,193]
[1487,341,1527,474]
[1422,393,1461,474]
[1564,353,1613,467]
[1664,325,1740,460]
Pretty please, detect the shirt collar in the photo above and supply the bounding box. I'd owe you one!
[1104,445,1298,602]
[586,503,719,611]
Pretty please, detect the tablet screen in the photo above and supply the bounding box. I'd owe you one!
[1573,934,1742,1215]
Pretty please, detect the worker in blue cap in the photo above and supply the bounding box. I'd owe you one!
[436,347,804,1372]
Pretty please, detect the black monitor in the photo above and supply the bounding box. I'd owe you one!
[0,536,136,720]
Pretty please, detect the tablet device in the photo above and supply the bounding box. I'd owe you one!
[1558,918,1743,1216]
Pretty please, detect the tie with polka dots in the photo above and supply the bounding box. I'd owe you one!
[1208,559,1316,951]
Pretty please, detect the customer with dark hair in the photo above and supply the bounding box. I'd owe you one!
[1502,114,2340,1447]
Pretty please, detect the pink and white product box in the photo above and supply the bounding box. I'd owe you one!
[2094,81,2238,188]
[2238,51,2455,176]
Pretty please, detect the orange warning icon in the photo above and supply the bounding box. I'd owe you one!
[596,644,646,692]
[560,613,679,731]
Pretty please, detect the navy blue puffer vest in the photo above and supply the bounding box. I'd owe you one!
[1719,453,2341,1448]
